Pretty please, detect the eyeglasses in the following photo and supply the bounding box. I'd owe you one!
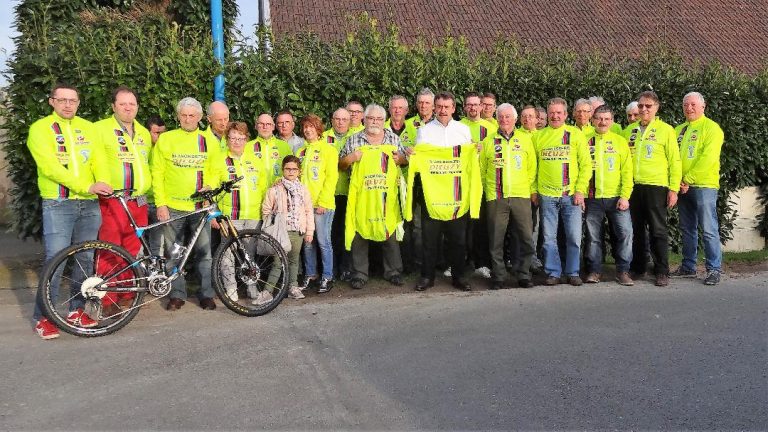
[228,137,247,143]
[349,110,364,114]
[365,116,385,122]
[637,103,656,109]
[52,98,79,105]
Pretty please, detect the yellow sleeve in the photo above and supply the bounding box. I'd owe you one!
[90,137,111,184]
[574,134,592,194]
[666,128,682,192]
[468,145,482,219]
[526,141,538,195]
[150,138,168,207]
[683,124,723,185]
[620,144,634,200]
[344,161,360,251]
[27,124,92,195]
[318,146,339,208]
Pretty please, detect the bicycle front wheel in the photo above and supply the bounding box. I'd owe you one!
[39,240,147,337]
[212,229,290,317]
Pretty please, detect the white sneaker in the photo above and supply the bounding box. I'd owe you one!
[288,286,305,299]
[251,290,273,305]
[443,267,452,277]
[474,266,492,279]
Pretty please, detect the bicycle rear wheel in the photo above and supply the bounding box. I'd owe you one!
[212,229,290,317]
[39,240,147,337]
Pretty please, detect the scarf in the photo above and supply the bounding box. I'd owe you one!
[280,177,305,232]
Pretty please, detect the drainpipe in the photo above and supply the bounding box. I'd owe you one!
[257,0,272,53]
[210,0,225,102]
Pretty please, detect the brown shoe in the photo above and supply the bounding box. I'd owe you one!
[616,272,634,286]
[567,276,583,286]
[199,298,217,310]
[166,298,185,311]
[585,273,600,283]
[545,276,560,286]
[655,274,669,287]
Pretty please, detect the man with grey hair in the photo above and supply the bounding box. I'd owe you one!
[151,96,220,311]
[572,98,595,135]
[625,101,639,130]
[205,100,229,150]
[275,109,304,153]
[406,87,435,130]
[339,104,408,289]
[481,103,537,289]
[672,92,724,285]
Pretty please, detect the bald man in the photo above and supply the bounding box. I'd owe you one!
[206,101,230,151]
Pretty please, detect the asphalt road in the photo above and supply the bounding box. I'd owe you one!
[1,273,766,430]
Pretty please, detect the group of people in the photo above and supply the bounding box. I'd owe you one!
[28,83,724,340]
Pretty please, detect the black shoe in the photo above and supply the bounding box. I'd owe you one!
[339,270,352,282]
[301,275,317,291]
[671,266,697,278]
[453,279,472,291]
[489,281,504,290]
[350,278,365,290]
[166,298,185,311]
[385,274,404,286]
[317,278,334,294]
[703,270,720,285]
[518,279,533,288]
[199,298,216,310]
[414,278,434,291]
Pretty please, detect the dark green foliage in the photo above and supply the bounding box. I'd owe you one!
[3,12,766,247]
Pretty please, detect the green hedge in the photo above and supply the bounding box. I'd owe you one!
[3,12,767,250]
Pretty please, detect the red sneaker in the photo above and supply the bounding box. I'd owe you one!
[66,309,98,328]
[35,318,60,340]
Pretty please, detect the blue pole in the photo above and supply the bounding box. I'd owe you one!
[210,0,225,102]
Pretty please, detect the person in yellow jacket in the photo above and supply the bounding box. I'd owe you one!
[151,97,220,311]
[340,104,408,289]
[534,97,592,286]
[516,105,544,271]
[94,86,153,309]
[583,105,635,286]
[480,103,537,290]
[671,92,724,285]
[29,83,113,340]
[407,92,482,292]
[347,100,365,134]
[481,92,498,128]
[460,91,497,280]
[622,91,682,286]
[296,114,339,293]
[250,113,293,187]
[211,121,269,302]
[573,98,596,136]
[588,96,623,135]
[204,101,229,151]
[323,108,354,281]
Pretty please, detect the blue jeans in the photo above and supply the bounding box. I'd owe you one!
[163,209,213,300]
[678,187,721,272]
[584,197,633,273]
[540,195,583,277]
[303,210,334,280]
[33,199,102,321]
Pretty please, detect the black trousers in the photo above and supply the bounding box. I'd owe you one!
[331,195,351,276]
[629,184,669,276]
[420,197,468,282]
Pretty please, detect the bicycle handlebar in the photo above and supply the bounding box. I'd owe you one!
[190,176,244,201]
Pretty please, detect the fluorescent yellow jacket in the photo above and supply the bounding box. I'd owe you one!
[404,114,433,138]
[94,116,153,196]
[460,117,497,143]
[27,112,109,200]
[623,118,682,191]
[609,123,623,135]
[533,125,592,197]
[480,130,537,200]
[321,128,353,196]
[675,115,723,189]
[405,144,482,221]
[349,124,365,134]
[384,120,417,148]
[204,126,227,152]
[483,117,498,128]
[297,139,339,209]
[213,150,268,220]
[151,128,220,211]
[584,131,634,200]
[248,135,293,188]
[344,145,402,250]
[517,127,539,137]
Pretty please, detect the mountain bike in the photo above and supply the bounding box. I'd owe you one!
[39,177,289,337]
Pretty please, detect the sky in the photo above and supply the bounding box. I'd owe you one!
[0,0,257,86]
